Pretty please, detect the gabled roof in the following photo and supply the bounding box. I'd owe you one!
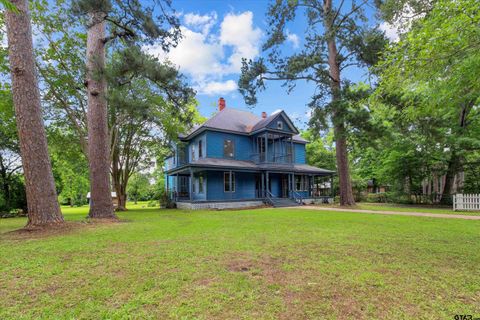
[181,108,303,140]
[251,110,298,134]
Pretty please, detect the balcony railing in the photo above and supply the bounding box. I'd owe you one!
[249,152,293,164]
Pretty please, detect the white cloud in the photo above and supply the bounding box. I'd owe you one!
[379,22,400,42]
[198,80,237,95]
[286,31,300,49]
[145,11,262,97]
[147,26,224,81]
[380,3,426,42]
[219,11,262,73]
[184,12,217,35]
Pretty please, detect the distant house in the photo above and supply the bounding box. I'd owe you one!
[86,192,119,208]
[367,179,388,194]
[164,98,335,209]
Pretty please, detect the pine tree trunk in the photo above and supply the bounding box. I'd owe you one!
[5,0,64,227]
[86,12,116,219]
[323,0,355,206]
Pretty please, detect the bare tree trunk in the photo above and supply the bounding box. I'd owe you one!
[111,169,128,211]
[86,12,116,219]
[323,0,355,206]
[5,0,64,227]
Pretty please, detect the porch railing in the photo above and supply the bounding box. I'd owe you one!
[290,190,303,204]
[249,152,293,164]
[264,191,275,206]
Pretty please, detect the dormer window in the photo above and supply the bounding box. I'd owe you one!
[277,121,283,130]
[224,139,234,158]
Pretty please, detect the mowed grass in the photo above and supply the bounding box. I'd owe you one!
[355,203,480,215]
[1,203,479,319]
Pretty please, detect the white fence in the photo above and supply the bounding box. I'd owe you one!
[453,194,480,211]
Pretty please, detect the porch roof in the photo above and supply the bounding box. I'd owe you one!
[166,157,335,175]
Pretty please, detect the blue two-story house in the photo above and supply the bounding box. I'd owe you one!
[164,98,335,209]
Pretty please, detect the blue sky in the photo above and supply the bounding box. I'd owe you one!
[145,1,392,128]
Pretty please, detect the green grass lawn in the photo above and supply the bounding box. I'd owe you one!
[313,202,480,216]
[1,203,479,319]
[355,203,480,215]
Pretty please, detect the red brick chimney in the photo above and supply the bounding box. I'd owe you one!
[261,111,267,119]
[218,97,226,111]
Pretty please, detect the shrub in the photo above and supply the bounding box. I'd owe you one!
[366,193,387,203]
[159,191,175,209]
[147,200,157,207]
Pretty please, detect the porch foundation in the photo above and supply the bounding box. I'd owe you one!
[176,200,264,210]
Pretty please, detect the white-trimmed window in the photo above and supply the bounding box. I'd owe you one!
[224,139,234,158]
[295,175,308,191]
[277,121,283,130]
[191,145,196,161]
[198,175,204,193]
[198,140,203,158]
[224,172,235,192]
[295,175,302,191]
[303,176,309,191]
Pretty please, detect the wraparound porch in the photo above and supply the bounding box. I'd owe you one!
[165,165,334,206]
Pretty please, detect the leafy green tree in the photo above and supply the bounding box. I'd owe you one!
[377,0,480,200]
[0,87,26,212]
[239,0,387,205]
[127,173,150,204]
[28,1,196,211]
[71,0,182,219]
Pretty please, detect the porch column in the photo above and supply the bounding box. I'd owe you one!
[266,171,270,195]
[330,175,334,198]
[229,170,233,200]
[308,175,313,198]
[189,168,193,201]
[261,172,265,198]
[287,174,291,197]
[264,133,268,163]
[175,173,179,200]
[166,174,169,199]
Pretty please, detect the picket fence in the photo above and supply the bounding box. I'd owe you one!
[453,194,480,211]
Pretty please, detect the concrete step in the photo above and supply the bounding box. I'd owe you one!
[269,198,301,207]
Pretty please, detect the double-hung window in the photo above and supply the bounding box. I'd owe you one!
[191,145,196,162]
[198,175,204,193]
[224,139,234,158]
[295,175,302,191]
[294,175,309,191]
[198,140,203,158]
[224,172,235,192]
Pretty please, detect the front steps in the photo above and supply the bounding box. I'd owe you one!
[269,198,301,207]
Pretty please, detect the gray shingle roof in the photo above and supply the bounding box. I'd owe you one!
[167,157,334,175]
[292,134,308,143]
[182,108,304,139]
[202,108,261,133]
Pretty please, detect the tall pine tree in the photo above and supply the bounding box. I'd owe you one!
[239,0,386,205]
[72,0,181,218]
[5,0,64,227]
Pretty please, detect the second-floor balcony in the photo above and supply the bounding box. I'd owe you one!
[249,152,293,164]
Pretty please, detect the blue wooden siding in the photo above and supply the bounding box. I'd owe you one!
[206,171,256,200]
[269,173,281,197]
[205,131,252,161]
[294,143,306,164]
